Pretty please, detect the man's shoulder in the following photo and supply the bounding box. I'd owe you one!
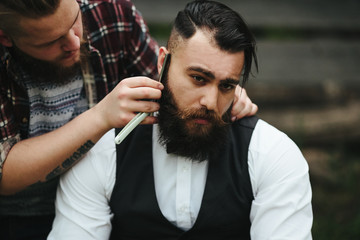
[232,117,292,151]
[233,116,283,137]
[232,116,259,130]
[62,129,117,188]
[78,0,134,11]
[246,118,301,158]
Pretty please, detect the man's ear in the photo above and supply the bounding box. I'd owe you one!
[0,30,13,47]
[157,47,169,74]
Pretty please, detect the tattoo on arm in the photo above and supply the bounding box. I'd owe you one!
[45,140,95,181]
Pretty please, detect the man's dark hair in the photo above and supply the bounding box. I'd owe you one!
[0,0,60,37]
[168,0,258,85]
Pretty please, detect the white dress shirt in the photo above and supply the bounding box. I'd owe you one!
[48,119,313,239]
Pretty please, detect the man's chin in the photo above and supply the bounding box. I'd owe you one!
[185,122,213,137]
[159,119,230,162]
[11,46,83,84]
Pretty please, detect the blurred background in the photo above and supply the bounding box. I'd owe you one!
[132,0,360,239]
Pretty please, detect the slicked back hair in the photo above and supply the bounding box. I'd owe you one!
[168,0,258,86]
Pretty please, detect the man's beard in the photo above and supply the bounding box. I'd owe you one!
[157,72,232,162]
[10,40,88,85]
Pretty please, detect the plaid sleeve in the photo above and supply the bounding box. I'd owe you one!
[80,0,159,91]
[0,53,25,179]
[0,90,18,140]
[0,75,21,180]
[126,3,159,79]
[0,135,21,180]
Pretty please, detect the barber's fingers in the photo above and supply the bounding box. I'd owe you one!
[231,86,258,121]
[118,76,164,89]
[114,77,163,101]
[93,77,163,129]
[128,100,160,114]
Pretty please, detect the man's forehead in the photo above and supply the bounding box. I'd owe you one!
[173,31,245,80]
[18,0,80,43]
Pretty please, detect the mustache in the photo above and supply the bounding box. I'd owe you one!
[179,107,230,126]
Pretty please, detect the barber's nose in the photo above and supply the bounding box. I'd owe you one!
[61,30,80,52]
[200,86,219,112]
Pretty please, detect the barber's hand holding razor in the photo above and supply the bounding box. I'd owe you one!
[92,77,164,133]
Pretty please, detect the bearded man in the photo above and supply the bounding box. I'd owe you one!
[0,0,257,238]
[48,1,312,239]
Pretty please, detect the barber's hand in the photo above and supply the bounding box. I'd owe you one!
[231,86,258,121]
[93,77,163,131]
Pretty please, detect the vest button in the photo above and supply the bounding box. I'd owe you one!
[22,117,28,123]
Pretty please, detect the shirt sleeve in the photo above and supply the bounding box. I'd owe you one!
[0,135,20,181]
[248,120,313,240]
[125,1,159,79]
[48,129,117,240]
[0,70,21,180]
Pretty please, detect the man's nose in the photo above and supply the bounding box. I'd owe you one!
[199,86,219,112]
[61,29,80,52]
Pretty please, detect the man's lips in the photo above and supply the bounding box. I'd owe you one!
[193,118,210,125]
[63,50,78,59]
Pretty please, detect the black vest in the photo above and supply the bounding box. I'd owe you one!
[110,116,259,240]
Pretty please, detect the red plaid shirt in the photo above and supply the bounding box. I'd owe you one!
[0,0,159,176]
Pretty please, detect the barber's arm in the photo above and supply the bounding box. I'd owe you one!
[0,77,163,195]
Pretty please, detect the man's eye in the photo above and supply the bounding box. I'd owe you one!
[37,40,57,48]
[220,83,235,91]
[193,76,205,83]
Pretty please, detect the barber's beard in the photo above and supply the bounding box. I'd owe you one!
[10,41,89,85]
[157,74,232,162]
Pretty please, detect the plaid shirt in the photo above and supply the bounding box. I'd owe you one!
[0,0,159,178]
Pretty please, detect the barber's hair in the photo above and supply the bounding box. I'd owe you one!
[168,0,258,85]
[0,0,60,37]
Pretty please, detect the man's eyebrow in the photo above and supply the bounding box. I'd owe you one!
[34,7,80,47]
[220,78,241,85]
[187,66,215,79]
[187,66,240,84]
